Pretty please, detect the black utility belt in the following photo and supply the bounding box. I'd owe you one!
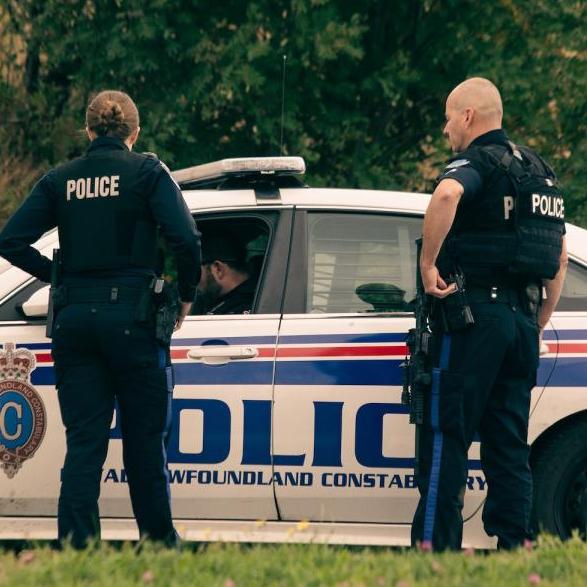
[466,286,524,305]
[434,282,541,334]
[56,285,145,305]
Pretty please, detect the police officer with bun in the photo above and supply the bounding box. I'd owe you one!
[410,78,568,551]
[0,90,201,548]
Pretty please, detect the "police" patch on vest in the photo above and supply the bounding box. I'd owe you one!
[66,176,120,201]
[532,193,565,219]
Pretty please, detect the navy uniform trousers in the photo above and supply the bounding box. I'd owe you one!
[411,289,539,551]
[51,278,177,548]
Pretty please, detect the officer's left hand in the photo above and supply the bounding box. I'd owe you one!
[175,301,193,330]
[421,265,457,298]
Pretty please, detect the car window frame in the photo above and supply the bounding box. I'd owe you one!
[190,208,294,316]
[283,208,422,316]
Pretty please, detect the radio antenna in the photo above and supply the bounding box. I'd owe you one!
[279,54,287,156]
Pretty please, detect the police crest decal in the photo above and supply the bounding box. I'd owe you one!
[0,343,46,478]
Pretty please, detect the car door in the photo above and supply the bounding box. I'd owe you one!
[275,207,543,526]
[530,259,587,433]
[272,209,423,524]
[160,209,290,520]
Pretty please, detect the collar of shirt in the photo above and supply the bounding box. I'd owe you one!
[469,128,509,148]
[207,278,255,314]
[87,136,129,154]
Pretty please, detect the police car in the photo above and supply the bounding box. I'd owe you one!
[1,157,586,547]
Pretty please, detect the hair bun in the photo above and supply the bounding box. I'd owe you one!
[98,101,125,129]
[86,90,139,139]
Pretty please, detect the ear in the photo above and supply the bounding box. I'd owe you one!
[463,107,475,127]
[210,260,225,280]
[128,126,141,146]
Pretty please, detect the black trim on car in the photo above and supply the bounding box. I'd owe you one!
[256,209,294,314]
[282,209,308,314]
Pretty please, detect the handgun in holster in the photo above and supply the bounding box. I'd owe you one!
[438,270,475,332]
[46,249,64,338]
[522,282,542,317]
[135,277,180,346]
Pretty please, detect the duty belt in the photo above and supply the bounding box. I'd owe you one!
[466,285,523,305]
[63,285,145,304]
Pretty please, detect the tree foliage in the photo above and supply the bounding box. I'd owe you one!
[0,0,585,224]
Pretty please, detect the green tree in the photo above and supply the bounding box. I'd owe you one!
[0,0,585,224]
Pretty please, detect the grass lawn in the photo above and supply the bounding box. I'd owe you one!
[1,535,586,586]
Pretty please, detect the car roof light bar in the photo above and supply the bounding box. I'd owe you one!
[172,156,306,187]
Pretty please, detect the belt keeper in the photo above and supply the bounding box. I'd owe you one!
[490,286,498,301]
[110,287,119,303]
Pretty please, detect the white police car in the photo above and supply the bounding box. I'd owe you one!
[1,157,586,547]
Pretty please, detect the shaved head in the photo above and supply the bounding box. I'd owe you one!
[443,77,503,152]
[447,77,503,123]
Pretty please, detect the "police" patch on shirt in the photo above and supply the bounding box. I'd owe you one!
[66,176,120,201]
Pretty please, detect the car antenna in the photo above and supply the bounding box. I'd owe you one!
[279,54,287,156]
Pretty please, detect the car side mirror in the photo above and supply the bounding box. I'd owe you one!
[20,285,50,318]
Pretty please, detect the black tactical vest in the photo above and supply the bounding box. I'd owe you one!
[49,137,161,274]
[447,142,564,281]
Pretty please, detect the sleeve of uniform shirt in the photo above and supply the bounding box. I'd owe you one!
[435,155,484,203]
[148,164,202,302]
[0,173,57,282]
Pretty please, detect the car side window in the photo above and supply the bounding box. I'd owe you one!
[0,278,48,322]
[190,215,274,315]
[557,261,587,311]
[306,212,421,314]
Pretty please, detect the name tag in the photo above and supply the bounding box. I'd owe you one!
[66,176,120,201]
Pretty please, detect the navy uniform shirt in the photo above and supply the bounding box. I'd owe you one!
[0,137,201,302]
[436,129,516,235]
[205,279,256,315]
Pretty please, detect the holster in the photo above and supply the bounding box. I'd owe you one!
[433,272,475,333]
[45,249,63,338]
[46,286,67,338]
[135,280,180,346]
[521,282,542,317]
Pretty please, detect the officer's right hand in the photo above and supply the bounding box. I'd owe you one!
[421,265,457,298]
[175,302,192,330]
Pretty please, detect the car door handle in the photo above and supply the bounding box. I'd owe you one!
[187,345,259,365]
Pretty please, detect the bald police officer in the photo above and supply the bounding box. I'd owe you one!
[0,90,201,548]
[411,78,568,551]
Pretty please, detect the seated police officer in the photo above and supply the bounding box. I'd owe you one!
[411,78,568,551]
[197,235,256,315]
[0,90,201,548]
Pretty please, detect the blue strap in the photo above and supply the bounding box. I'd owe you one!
[157,345,166,369]
[422,334,452,545]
